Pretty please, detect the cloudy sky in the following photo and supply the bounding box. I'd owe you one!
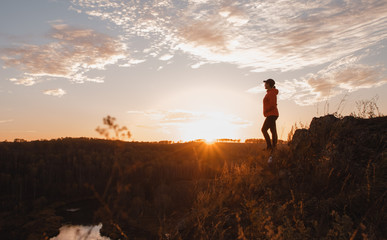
[1,0,386,142]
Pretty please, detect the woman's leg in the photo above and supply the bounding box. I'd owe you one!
[261,117,272,150]
[268,116,278,149]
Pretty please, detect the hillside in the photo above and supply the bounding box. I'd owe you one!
[0,115,386,239]
[174,115,386,240]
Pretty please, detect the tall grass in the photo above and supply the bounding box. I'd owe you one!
[166,121,386,240]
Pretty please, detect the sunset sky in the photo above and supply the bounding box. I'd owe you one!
[1,0,386,142]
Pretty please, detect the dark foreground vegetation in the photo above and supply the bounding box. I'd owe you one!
[0,115,386,239]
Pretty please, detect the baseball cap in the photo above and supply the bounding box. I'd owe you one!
[263,78,275,87]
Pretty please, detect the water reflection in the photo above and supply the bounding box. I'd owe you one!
[50,223,110,240]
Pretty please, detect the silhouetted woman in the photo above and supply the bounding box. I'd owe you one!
[261,79,279,152]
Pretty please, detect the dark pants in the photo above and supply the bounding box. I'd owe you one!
[261,116,278,150]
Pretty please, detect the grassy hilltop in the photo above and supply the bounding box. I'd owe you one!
[174,115,386,240]
[0,115,386,240]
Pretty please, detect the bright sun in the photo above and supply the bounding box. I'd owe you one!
[179,113,238,142]
[204,138,216,144]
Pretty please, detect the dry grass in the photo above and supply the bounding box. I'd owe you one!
[165,130,386,240]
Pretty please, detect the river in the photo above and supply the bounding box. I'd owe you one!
[50,224,110,240]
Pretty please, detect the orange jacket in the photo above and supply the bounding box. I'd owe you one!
[263,88,279,117]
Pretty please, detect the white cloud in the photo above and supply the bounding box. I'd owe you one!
[119,59,146,67]
[70,0,386,72]
[247,51,387,105]
[246,85,264,94]
[53,0,387,105]
[188,0,209,3]
[43,88,67,97]
[2,24,127,87]
[191,61,207,69]
[0,119,14,124]
[69,0,387,105]
[219,6,249,26]
[9,76,39,86]
[159,54,174,61]
[276,56,386,105]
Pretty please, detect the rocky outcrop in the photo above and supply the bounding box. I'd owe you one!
[290,115,387,165]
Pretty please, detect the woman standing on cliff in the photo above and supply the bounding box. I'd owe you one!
[261,78,279,152]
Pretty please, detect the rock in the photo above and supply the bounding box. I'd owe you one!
[290,129,310,157]
[289,115,387,166]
